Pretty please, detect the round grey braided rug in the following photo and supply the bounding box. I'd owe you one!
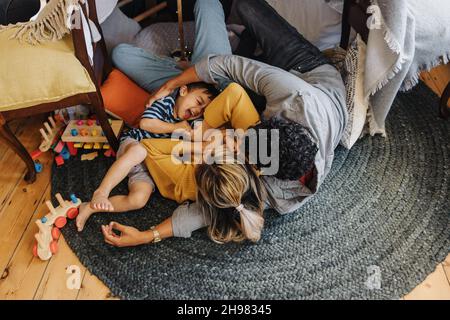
[52,83,450,299]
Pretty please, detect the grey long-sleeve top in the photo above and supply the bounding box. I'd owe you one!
[171,55,347,238]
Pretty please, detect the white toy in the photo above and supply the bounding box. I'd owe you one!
[33,193,81,261]
[39,116,65,152]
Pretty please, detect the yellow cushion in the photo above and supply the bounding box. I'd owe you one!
[0,28,96,112]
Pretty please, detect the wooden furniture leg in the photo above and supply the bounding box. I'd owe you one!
[89,93,120,151]
[0,120,36,183]
[440,82,450,119]
[339,0,370,49]
[87,0,112,79]
[340,0,352,50]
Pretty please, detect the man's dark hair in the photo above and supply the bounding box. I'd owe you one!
[246,117,318,181]
[186,82,220,100]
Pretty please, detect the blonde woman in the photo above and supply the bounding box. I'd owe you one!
[102,0,346,247]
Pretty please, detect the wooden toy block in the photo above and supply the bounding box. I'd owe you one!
[103,143,110,150]
[83,143,93,150]
[55,155,64,166]
[33,193,81,261]
[39,116,65,152]
[104,149,112,157]
[81,152,98,161]
[104,149,116,158]
[53,140,65,153]
[34,161,43,173]
[30,150,43,160]
[66,142,78,156]
[61,120,123,144]
[74,142,84,148]
[60,147,70,160]
[93,142,102,149]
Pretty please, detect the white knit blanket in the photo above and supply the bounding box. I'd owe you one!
[328,0,450,135]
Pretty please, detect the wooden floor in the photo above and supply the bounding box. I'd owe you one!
[0,68,449,300]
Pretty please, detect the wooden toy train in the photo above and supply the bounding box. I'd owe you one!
[33,193,81,261]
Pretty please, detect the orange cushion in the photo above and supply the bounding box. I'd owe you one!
[101,69,150,127]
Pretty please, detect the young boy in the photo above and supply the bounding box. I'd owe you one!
[76,82,219,232]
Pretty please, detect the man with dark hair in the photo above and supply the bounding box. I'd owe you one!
[249,118,319,182]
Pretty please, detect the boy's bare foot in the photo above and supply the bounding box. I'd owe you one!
[76,202,96,232]
[90,190,114,212]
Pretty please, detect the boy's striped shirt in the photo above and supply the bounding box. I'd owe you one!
[120,96,179,142]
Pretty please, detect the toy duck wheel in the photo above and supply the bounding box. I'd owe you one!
[50,240,58,254]
[32,243,38,257]
[67,207,79,220]
[54,216,67,228]
[51,227,61,240]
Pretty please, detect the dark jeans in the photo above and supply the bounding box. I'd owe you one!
[235,0,329,73]
[0,0,40,25]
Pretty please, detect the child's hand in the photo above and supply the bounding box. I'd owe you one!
[174,121,193,134]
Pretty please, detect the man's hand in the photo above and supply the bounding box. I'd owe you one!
[101,222,152,247]
[146,66,202,108]
[146,82,175,108]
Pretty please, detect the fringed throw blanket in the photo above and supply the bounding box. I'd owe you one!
[327,0,450,135]
[0,0,84,44]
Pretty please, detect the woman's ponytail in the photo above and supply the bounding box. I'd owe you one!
[195,161,267,244]
[236,204,264,242]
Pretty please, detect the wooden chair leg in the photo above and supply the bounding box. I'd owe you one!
[340,0,352,50]
[440,82,450,119]
[0,122,36,183]
[89,93,120,151]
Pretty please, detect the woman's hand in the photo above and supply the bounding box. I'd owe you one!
[101,222,153,247]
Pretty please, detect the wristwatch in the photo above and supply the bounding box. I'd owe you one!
[150,226,161,243]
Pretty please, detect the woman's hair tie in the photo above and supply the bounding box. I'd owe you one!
[234,204,264,242]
